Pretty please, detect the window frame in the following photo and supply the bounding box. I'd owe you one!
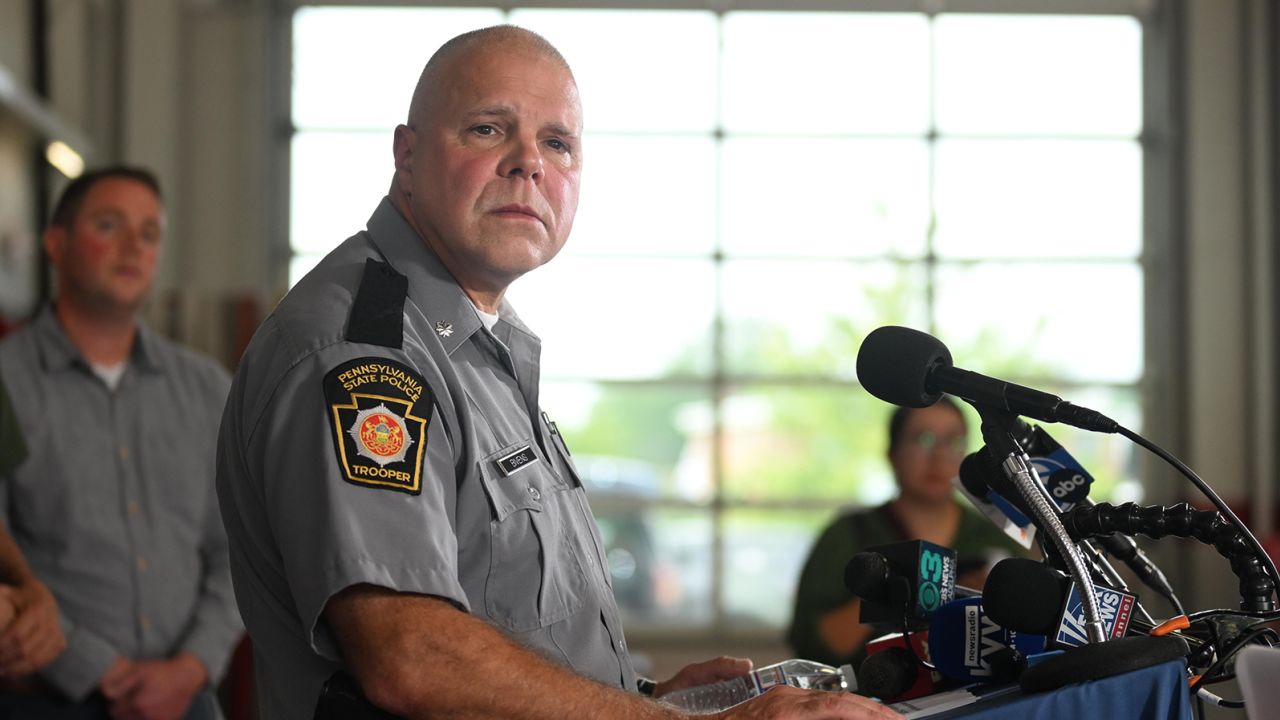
[276,0,1177,643]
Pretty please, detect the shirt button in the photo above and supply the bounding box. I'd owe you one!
[118,447,129,460]
[137,557,147,573]
[527,486,541,501]
[127,501,140,515]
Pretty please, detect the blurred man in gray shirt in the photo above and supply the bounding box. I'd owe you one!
[0,167,242,720]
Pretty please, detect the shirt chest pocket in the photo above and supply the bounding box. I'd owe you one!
[479,440,588,633]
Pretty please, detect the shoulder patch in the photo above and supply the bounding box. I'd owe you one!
[324,357,432,494]
[346,259,407,348]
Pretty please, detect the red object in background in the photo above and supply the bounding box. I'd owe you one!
[1263,531,1280,568]
[222,635,256,720]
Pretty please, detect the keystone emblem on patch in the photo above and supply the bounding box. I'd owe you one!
[324,357,433,494]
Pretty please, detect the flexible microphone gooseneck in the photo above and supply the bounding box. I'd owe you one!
[1061,502,1277,613]
[979,409,1108,644]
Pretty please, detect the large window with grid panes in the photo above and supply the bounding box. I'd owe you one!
[289,3,1146,634]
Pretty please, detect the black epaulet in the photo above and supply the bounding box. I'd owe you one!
[345,259,407,349]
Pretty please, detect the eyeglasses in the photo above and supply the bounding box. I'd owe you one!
[905,431,967,456]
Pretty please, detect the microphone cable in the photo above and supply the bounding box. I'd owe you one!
[1186,621,1278,712]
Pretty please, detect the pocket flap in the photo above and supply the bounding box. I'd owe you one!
[479,440,546,521]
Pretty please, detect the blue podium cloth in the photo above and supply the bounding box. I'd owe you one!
[923,659,1192,720]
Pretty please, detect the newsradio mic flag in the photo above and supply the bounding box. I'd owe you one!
[927,596,1047,683]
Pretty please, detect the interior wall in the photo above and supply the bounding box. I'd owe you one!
[0,3,31,82]
[0,112,39,322]
[1178,0,1277,613]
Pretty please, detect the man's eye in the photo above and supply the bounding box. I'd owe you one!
[471,125,498,136]
[546,138,569,153]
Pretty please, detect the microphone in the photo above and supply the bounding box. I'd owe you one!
[845,540,957,627]
[983,558,1137,646]
[926,596,1047,683]
[855,326,1118,433]
[957,452,1037,549]
[858,631,940,702]
[856,326,1113,642]
[980,558,1190,694]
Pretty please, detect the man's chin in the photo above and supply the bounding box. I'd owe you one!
[79,291,148,322]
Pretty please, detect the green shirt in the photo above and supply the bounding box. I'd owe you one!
[787,500,1026,668]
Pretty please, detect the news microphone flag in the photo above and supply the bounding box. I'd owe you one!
[1056,582,1137,646]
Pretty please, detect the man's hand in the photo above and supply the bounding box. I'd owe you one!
[715,685,903,720]
[100,652,208,720]
[0,580,66,675]
[654,656,753,699]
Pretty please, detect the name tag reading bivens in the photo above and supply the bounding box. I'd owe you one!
[496,445,539,477]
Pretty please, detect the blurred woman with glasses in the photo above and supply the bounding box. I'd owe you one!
[786,397,1026,669]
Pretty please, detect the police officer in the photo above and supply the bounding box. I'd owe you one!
[216,25,900,720]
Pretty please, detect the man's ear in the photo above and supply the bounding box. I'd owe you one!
[392,124,416,196]
[42,225,67,270]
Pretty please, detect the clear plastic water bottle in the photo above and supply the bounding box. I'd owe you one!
[658,659,857,714]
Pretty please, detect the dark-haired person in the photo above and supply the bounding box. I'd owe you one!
[787,397,1025,669]
[0,167,242,719]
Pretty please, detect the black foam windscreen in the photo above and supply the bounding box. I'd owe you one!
[859,647,920,699]
[844,552,890,603]
[1019,635,1190,693]
[960,446,1028,510]
[958,451,995,499]
[983,558,1070,636]
[855,326,951,408]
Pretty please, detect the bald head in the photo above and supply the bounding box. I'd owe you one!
[408,25,574,126]
[389,23,583,311]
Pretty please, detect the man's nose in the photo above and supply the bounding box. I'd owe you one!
[498,136,544,181]
[119,226,144,253]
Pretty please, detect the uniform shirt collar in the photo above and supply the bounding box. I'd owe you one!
[32,304,163,374]
[363,197,541,355]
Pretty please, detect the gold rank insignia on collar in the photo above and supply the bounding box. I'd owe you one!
[324,357,432,495]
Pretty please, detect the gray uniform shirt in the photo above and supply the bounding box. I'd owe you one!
[0,308,241,699]
[217,198,636,720]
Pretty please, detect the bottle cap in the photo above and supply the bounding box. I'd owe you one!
[838,663,858,693]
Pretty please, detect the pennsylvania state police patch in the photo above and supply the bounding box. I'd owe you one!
[324,357,432,495]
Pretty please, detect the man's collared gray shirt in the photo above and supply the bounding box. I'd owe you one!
[0,308,241,699]
[217,198,636,720]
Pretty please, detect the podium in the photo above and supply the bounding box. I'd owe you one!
[896,659,1193,720]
